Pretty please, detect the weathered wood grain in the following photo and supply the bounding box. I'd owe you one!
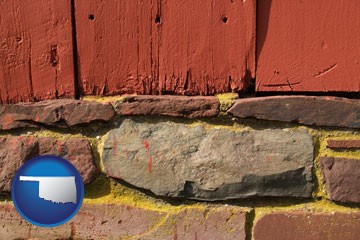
[75,0,256,96]
[158,0,256,95]
[257,0,360,92]
[74,0,155,95]
[0,0,75,103]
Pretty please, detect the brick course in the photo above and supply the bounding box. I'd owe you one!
[253,212,360,240]
[327,139,360,149]
[0,203,247,240]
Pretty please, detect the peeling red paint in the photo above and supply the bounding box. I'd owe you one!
[143,140,153,173]
[148,156,153,173]
[143,140,150,150]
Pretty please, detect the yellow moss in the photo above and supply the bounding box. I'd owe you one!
[317,130,360,151]
[304,129,360,199]
[81,95,130,103]
[216,93,238,112]
[323,149,360,159]
[84,175,206,213]
[196,120,252,132]
[31,129,87,140]
[321,134,360,159]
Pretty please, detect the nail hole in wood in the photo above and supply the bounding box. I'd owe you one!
[222,17,228,23]
[89,14,95,20]
[155,15,161,24]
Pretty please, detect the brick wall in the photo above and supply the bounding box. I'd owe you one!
[0,95,359,239]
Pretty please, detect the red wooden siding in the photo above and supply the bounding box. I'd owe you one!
[0,0,75,104]
[158,0,256,95]
[257,0,360,92]
[74,0,155,95]
[75,0,256,96]
[0,0,359,104]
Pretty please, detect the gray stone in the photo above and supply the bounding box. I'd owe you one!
[228,96,360,129]
[102,119,313,200]
[113,95,220,118]
[0,99,115,129]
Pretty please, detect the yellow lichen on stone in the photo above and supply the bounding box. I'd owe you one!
[321,133,360,159]
[81,95,129,103]
[84,175,203,213]
[31,129,87,140]
[216,93,239,112]
[305,128,360,199]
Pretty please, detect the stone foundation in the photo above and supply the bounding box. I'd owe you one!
[0,95,359,239]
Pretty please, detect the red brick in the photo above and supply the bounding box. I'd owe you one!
[0,203,32,239]
[327,140,360,149]
[228,96,360,129]
[253,212,360,240]
[113,95,220,118]
[71,205,247,239]
[0,203,246,239]
[0,203,72,239]
[320,157,360,203]
[145,207,246,240]
[70,204,167,239]
[257,0,360,92]
[36,138,99,185]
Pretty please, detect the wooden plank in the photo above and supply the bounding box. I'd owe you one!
[75,0,256,96]
[158,0,256,95]
[0,0,75,103]
[257,0,360,92]
[75,0,155,95]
